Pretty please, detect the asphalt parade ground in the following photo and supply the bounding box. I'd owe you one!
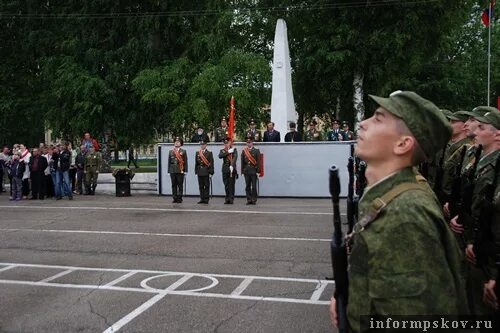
[0,193,343,333]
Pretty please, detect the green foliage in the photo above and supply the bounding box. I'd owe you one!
[0,0,497,147]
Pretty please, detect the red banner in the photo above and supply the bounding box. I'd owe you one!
[229,96,235,142]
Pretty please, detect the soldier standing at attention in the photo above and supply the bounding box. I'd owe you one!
[440,111,471,202]
[84,146,101,195]
[168,137,188,203]
[218,138,238,204]
[327,120,343,141]
[246,119,262,142]
[341,121,356,140]
[330,91,468,332]
[195,140,214,204]
[304,120,322,141]
[460,110,500,318]
[214,117,229,142]
[241,136,260,205]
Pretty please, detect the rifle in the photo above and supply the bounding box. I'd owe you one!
[474,154,500,268]
[329,166,349,333]
[346,145,356,228]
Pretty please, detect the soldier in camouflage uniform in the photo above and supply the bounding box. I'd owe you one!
[464,110,499,316]
[304,120,322,141]
[447,107,491,237]
[422,109,453,189]
[440,111,472,202]
[330,91,468,332]
[84,146,102,195]
[214,117,229,143]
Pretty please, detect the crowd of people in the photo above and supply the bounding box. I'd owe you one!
[0,133,102,201]
[191,117,356,143]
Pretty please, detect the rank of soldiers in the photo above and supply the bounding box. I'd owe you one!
[327,95,500,332]
[167,135,260,205]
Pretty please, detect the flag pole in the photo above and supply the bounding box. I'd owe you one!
[488,1,493,106]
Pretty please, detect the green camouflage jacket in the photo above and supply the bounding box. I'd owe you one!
[470,149,500,279]
[442,137,472,198]
[347,167,468,332]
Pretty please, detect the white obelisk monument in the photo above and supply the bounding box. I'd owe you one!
[271,19,296,142]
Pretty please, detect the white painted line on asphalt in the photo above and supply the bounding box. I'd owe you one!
[0,262,333,285]
[102,293,167,333]
[0,205,338,216]
[0,228,331,242]
[0,279,156,294]
[0,278,331,306]
[140,273,219,293]
[165,274,193,291]
[0,265,15,273]
[230,278,254,296]
[310,281,329,301]
[38,269,74,283]
[103,271,138,287]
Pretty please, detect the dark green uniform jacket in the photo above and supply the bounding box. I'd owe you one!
[442,137,472,198]
[195,149,214,176]
[470,149,500,279]
[347,167,468,333]
[168,148,188,174]
[241,147,260,175]
[219,148,238,174]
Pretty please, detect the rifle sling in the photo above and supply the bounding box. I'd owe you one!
[348,182,428,239]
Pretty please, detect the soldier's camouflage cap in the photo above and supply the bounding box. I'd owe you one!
[440,109,454,118]
[459,106,496,119]
[369,90,452,158]
[474,109,500,129]
[446,111,469,122]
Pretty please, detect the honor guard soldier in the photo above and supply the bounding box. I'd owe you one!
[214,117,229,142]
[284,122,302,142]
[304,120,322,141]
[218,138,238,204]
[168,137,188,203]
[195,140,214,204]
[341,121,356,140]
[84,146,102,195]
[330,91,468,332]
[246,119,262,142]
[327,120,343,141]
[241,136,261,205]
